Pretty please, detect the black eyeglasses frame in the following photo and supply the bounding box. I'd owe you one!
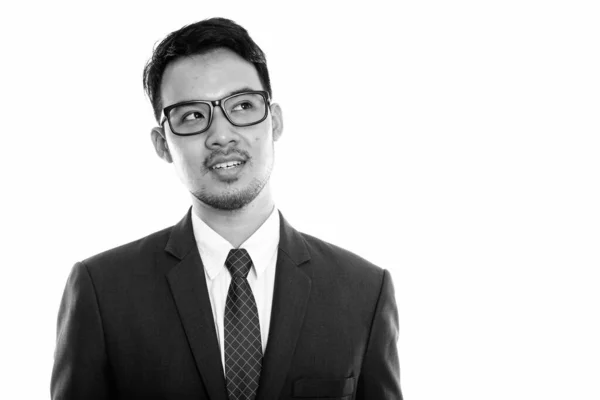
[160,90,271,136]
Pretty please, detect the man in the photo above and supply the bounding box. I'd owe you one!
[51,17,402,400]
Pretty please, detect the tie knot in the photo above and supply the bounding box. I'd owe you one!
[225,248,253,279]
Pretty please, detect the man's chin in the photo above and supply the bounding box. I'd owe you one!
[193,184,259,211]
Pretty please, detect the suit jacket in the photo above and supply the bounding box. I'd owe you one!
[51,210,402,399]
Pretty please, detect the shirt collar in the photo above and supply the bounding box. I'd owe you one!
[191,207,280,281]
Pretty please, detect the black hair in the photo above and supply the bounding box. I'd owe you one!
[143,17,272,123]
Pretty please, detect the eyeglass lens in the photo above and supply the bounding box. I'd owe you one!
[167,93,267,134]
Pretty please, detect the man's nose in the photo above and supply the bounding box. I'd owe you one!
[206,105,237,148]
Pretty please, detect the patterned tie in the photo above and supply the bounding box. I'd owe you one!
[224,248,263,400]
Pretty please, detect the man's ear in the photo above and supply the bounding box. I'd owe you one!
[270,103,283,142]
[150,127,173,163]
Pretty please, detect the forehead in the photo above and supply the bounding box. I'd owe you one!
[160,48,263,107]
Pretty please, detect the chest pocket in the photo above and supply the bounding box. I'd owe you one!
[292,376,355,398]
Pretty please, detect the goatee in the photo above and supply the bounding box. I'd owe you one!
[193,176,268,211]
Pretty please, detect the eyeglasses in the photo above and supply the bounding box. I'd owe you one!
[161,90,270,136]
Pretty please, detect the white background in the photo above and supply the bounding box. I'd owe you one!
[1,0,599,399]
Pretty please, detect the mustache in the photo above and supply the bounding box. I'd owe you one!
[203,148,251,168]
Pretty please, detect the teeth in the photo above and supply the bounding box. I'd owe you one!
[212,160,243,170]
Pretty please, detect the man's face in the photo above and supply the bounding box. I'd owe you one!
[152,48,283,211]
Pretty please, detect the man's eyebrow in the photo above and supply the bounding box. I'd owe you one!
[168,87,262,106]
[222,86,260,98]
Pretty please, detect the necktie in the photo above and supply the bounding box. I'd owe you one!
[224,248,262,400]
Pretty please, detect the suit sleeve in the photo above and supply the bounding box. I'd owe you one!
[51,262,114,400]
[356,269,403,400]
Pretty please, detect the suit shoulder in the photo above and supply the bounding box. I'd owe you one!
[298,231,385,278]
[81,225,173,272]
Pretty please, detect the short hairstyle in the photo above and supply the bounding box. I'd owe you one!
[143,17,272,123]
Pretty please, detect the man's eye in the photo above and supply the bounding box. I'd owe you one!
[232,102,254,111]
[183,111,206,122]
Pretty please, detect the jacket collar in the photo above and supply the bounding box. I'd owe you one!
[165,207,311,267]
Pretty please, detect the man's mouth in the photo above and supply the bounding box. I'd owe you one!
[210,160,246,170]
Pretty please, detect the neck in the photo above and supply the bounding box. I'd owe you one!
[191,184,275,248]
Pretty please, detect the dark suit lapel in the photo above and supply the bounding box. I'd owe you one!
[256,212,312,400]
[164,209,228,400]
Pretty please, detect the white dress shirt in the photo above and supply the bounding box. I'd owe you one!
[191,207,280,373]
